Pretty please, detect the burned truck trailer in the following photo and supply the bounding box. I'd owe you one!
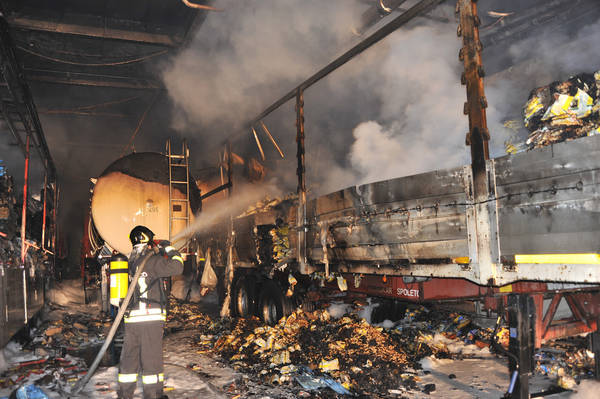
[199,1,600,397]
[203,126,600,399]
[216,133,600,324]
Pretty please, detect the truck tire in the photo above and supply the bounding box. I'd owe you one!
[233,275,257,317]
[259,280,286,325]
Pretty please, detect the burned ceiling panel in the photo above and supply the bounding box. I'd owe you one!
[0,0,212,89]
[1,0,204,46]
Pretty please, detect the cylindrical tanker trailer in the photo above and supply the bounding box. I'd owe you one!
[90,152,201,256]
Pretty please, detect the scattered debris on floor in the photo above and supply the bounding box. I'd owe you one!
[0,295,596,398]
[534,337,596,382]
[167,297,598,397]
[0,303,110,398]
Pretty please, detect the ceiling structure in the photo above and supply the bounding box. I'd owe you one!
[1,0,210,89]
[0,0,213,173]
[0,0,215,257]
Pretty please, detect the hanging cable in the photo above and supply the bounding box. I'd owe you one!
[16,45,169,67]
[120,91,160,157]
[40,95,141,117]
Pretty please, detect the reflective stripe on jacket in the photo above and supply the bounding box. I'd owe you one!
[124,307,166,323]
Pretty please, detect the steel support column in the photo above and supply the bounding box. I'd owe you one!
[20,136,30,263]
[296,89,307,274]
[0,268,4,345]
[507,294,534,399]
[41,174,47,251]
[52,184,58,275]
[20,136,31,325]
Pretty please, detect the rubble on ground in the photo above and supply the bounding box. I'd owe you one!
[513,70,600,152]
[0,304,109,396]
[534,337,596,381]
[1,296,596,398]
[167,298,597,397]
[169,299,495,397]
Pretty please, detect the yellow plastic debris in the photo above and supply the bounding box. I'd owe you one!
[319,358,340,372]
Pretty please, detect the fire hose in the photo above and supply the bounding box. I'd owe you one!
[70,247,158,395]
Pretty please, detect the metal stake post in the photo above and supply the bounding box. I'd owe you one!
[457,0,497,284]
[220,141,235,317]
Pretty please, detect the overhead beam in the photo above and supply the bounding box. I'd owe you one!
[25,68,162,90]
[6,15,180,47]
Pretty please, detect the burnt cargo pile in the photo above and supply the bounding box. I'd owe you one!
[171,300,493,397]
[167,299,596,397]
[521,70,600,149]
[0,298,595,398]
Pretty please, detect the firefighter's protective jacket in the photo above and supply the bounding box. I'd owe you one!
[124,245,183,323]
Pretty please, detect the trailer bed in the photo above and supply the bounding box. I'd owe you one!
[304,134,600,286]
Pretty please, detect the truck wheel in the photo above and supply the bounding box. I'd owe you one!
[233,276,257,317]
[259,280,285,325]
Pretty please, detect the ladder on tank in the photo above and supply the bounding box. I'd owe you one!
[166,139,191,255]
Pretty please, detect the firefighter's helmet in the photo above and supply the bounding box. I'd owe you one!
[129,225,154,246]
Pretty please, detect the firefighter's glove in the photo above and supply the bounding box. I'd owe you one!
[160,242,184,265]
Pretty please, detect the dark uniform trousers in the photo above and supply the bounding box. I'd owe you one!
[118,320,165,399]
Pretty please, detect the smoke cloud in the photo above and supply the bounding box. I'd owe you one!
[172,180,283,247]
[163,2,469,194]
[163,0,363,137]
[344,21,469,185]
[163,1,600,200]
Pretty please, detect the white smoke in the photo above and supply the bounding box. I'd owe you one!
[572,379,600,399]
[163,0,363,135]
[163,1,600,198]
[345,22,469,185]
[171,180,283,246]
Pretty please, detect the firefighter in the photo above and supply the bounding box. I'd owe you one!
[118,225,183,399]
